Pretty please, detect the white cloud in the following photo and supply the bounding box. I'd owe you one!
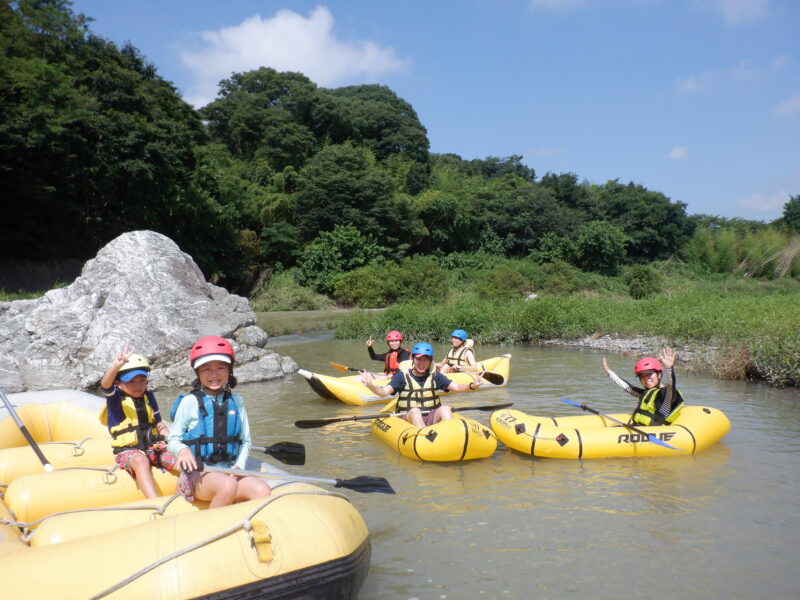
[736,190,790,213]
[773,94,800,119]
[675,56,785,94]
[668,146,688,160]
[713,0,769,26]
[179,6,407,107]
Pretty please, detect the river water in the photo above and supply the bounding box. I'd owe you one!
[174,334,800,599]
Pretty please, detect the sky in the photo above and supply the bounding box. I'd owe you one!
[67,0,800,222]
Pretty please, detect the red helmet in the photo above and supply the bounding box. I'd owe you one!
[634,357,662,375]
[386,330,403,342]
[190,336,235,369]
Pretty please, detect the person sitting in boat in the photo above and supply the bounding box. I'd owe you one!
[437,329,478,374]
[99,347,178,499]
[359,342,482,427]
[167,336,271,507]
[366,330,411,375]
[602,347,684,426]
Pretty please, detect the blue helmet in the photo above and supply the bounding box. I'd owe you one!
[411,342,434,358]
[450,329,468,341]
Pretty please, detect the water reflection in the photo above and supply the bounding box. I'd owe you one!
[208,335,800,599]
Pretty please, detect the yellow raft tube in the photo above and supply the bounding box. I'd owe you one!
[371,400,497,461]
[1,390,371,599]
[490,405,731,459]
[299,354,512,405]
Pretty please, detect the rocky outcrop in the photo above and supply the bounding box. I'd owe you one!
[0,231,297,392]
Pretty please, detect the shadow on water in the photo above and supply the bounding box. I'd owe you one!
[234,333,799,600]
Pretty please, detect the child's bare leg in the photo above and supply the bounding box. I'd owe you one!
[129,451,158,498]
[235,476,271,501]
[193,472,238,507]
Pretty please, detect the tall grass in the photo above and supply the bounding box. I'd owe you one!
[336,280,800,387]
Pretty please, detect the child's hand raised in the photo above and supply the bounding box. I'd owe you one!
[659,347,676,369]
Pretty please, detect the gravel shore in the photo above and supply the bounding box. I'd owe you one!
[540,334,720,369]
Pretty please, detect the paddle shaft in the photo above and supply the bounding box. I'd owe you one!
[561,398,682,450]
[0,388,54,471]
[294,402,513,429]
[202,465,395,494]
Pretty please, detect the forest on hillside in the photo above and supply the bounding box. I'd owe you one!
[3,0,799,300]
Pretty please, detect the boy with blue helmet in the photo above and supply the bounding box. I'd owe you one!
[99,346,178,498]
[359,342,482,427]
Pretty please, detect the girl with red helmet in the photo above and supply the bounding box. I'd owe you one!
[366,330,411,375]
[167,336,270,506]
[602,347,684,426]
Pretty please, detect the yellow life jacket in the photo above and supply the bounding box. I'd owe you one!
[632,387,684,426]
[396,371,441,411]
[445,344,473,367]
[99,392,159,450]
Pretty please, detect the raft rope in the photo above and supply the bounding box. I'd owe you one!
[87,488,349,600]
[2,494,186,541]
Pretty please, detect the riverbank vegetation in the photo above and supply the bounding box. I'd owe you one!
[334,269,800,388]
[3,2,798,388]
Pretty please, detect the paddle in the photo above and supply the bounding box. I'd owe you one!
[450,366,505,385]
[560,398,683,450]
[0,387,55,471]
[202,464,395,494]
[260,441,305,465]
[331,361,504,385]
[329,361,361,373]
[294,402,514,429]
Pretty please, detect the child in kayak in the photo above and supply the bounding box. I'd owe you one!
[360,342,482,427]
[437,329,478,373]
[602,347,684,426]
[366,330,411,375]
[100,347,177,498]
[168,336,270,507]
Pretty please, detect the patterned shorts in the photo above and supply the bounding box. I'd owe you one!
[114,442,177,479]
[177,469,204,503]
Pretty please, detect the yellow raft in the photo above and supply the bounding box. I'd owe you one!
[371,400,497,461]
[490,405,731,459]
[1,390,371,599]
[299,354,512,405]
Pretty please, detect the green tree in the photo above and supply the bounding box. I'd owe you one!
[201,67,319,168]
[326,84,430,164]
[293,143,409,246]
[783,195,800,233]
[590,180,693,263]
[1,0,208,260]
[296,224,386,293]
[575,220,628,274]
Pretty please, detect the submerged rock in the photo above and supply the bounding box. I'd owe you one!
[0,231,297,392]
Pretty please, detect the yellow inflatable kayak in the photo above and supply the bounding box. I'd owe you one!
[490,405,731,459]
[1,390,371,600]
[371,400,497,461]
[299,354,512,405]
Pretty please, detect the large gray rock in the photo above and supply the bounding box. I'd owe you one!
[0,231,297,392]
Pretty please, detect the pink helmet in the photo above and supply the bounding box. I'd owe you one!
[634,357,662,375]
[190,336,235,369]
[386,330,403,342]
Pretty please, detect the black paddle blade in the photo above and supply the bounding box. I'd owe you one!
[480,371,505,385]
[474,402,513,411]
[263,442,306,465]
[295,418,338,429]
[334,475,395,494]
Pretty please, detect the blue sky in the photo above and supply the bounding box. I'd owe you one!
[68,0,799,221]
